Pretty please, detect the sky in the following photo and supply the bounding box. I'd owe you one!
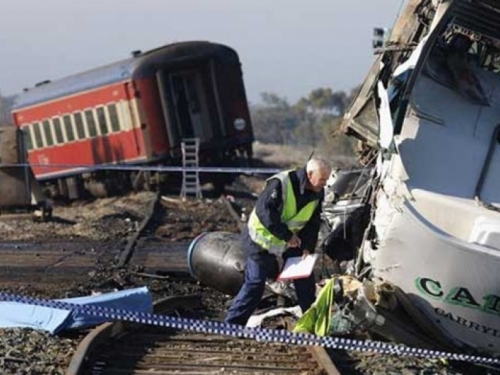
[0,0,406,104]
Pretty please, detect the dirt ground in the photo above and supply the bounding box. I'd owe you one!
[0,177,258,375]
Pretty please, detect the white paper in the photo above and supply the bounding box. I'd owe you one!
[277,254,318,281]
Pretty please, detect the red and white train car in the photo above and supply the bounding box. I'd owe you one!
[12,41,254,197]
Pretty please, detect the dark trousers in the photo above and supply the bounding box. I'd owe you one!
[224,248,316,326]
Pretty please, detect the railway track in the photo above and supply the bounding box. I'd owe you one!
[0,240,115,287]
[0,189,343,374]
[0,190,246,288]
[0,240,190,286]
[0,192,164,288]
[67,296,340,375]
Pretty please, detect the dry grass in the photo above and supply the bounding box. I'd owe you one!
[252,142,357,169]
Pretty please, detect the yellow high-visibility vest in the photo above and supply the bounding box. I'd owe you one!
[293,278,335,336]
[248,170,319,255]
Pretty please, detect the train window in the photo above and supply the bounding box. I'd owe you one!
[42,120,54,146]
[74,112,86,139]
[33,122,43,148]
[85,110,98,137]
[53,118,64,144]
[22,126,33,151]
[96,107,109,135]
[63,115,75,142]
[119,102,133,130]
[108,104,120,132]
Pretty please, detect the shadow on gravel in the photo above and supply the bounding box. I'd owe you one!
[326,347,500,375]
[50,216,77,225]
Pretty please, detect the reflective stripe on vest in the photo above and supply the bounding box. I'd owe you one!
[248,170,319,255]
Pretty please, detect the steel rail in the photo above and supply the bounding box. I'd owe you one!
[66,294,341,375]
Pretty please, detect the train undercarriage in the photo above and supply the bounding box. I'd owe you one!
[40,142,253,200]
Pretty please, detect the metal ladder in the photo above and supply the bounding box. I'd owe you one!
[180,138,202,199]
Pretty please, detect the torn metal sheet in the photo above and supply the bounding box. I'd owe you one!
[246,306,303,329]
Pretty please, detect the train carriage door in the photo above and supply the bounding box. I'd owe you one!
[157,68,212,149]
[170,71,212,141]
[171,74,195,139]
[156,70,181,150]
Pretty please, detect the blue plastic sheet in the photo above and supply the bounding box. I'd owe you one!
[0,287,152,334]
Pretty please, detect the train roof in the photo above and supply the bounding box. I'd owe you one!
[13,41,238,110]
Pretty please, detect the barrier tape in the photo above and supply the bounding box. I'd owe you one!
[1,292,500,365]
[0,163,281,175]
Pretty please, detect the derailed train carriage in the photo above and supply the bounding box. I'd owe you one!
[11,41,254,198]
[326,0,500,359]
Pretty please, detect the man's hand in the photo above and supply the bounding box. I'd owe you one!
[286,234,301,248]
[302,249,310,259]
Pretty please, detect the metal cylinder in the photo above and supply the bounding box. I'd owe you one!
[187,231,246,296]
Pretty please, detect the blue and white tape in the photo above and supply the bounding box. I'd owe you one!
[0,163,281,175]
[1,292,499,365]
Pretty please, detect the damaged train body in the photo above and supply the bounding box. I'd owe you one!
[333,0,500,357]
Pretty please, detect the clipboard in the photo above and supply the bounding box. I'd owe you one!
[277,254,318,281]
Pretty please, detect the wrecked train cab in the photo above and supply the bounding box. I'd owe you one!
[333,0,500,357]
